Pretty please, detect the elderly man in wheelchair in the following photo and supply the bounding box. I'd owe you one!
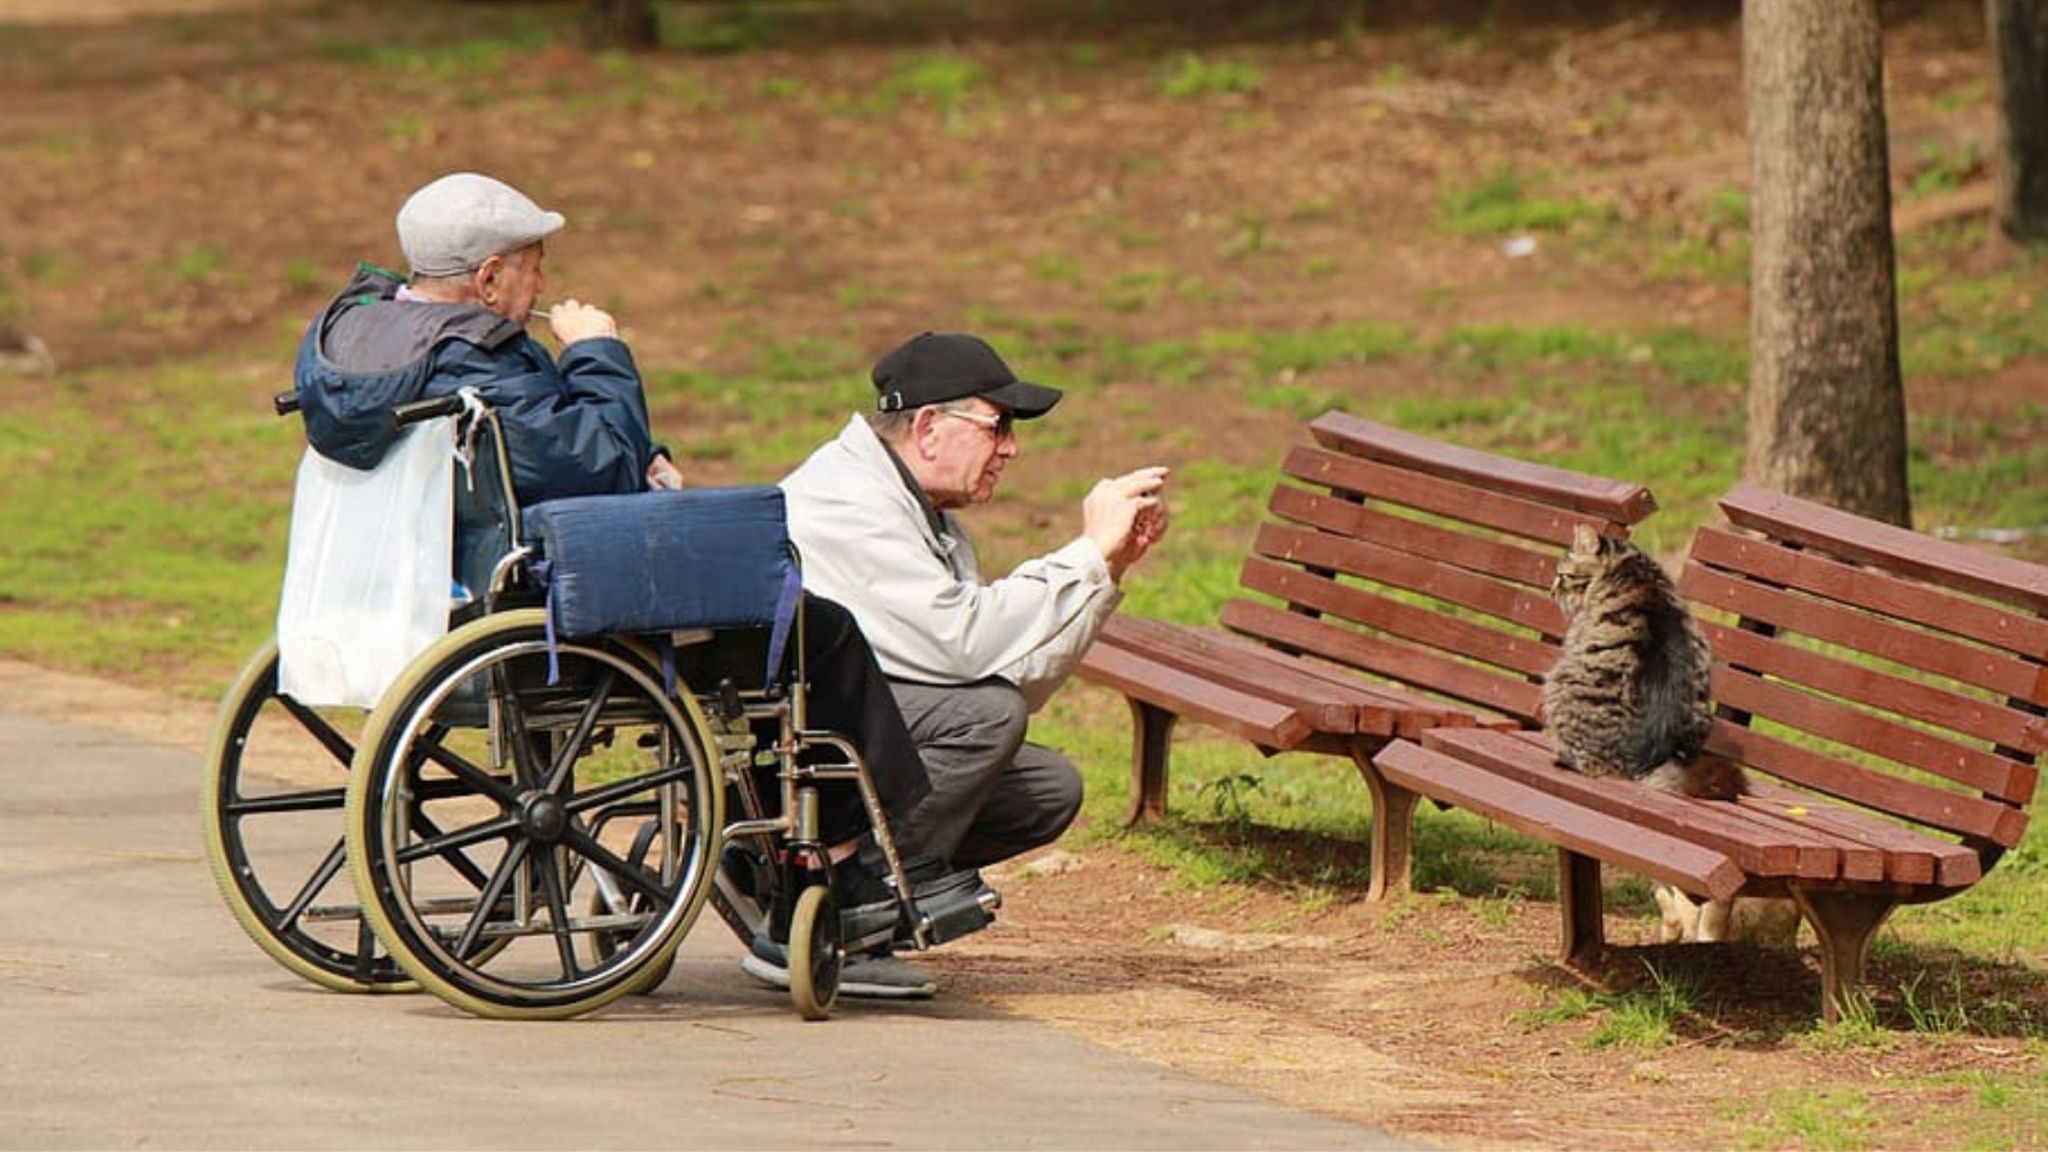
[201,172,996,1021]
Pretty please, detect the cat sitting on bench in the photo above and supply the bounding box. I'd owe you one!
[1543,522,1746,801]
[1545,524,1800,948]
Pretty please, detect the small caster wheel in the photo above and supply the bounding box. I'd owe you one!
[787,883,842,1020]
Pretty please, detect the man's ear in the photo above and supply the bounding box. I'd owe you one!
[471,256,503,306]
[910,406,943,456]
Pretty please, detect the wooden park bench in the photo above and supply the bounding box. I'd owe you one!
[1370,483,2048,1020]
[1075,409,1658,898]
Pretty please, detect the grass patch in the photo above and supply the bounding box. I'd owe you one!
[1438,172,1614,237]
[1158,53,1261,99]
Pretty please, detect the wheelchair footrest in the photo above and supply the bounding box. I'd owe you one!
[904,869,1001,949]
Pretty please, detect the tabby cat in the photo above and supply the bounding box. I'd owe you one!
[1542,523,1746,800]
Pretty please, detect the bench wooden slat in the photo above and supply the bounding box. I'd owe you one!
[1282,445,1617,551]
[1425,729,1854,881]
[1700,619,2048,758]
[1254,513,1565,636]
[1719,483,2048,616]
[1685,564,2048,706]
[1221,597,1546,725]
[1466,731,1972,887]
[1743,780,1979,887]
[1095,616,1363,733]
[1267,485,1565,596]
[1076,640,1314,751]
[1690,524,2048,663]
[1238,553,1559,680]
[1703,716,2029,849]
[1339,680,1518,737]
[1710,662,2038,803]
[1109,616,1494,737]
[1375,739,1745,900]
[1309,411,1660,525]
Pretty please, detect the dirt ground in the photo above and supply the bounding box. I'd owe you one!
[4,1,2045,1148]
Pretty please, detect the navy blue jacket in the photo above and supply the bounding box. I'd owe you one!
[293,264,655,507]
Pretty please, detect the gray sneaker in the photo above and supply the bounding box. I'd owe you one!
[842,951,938,999]
[738,934,938,1000]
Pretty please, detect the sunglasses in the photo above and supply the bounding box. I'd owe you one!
[939,406,1016,440]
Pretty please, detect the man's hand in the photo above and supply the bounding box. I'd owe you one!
[1082,465,1170,583]
[646,454,684,490]
[547,298,618,347]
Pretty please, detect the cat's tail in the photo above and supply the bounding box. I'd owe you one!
[1639,754,1749,801]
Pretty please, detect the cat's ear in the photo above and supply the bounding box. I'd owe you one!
[1571,523,1601,552]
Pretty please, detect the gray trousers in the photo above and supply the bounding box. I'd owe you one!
[888,677,1083,869]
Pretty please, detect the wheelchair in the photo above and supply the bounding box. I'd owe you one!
[202,390,996,1020]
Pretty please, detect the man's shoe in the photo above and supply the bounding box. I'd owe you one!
[737,934,938,1000]
[716,841,773,935]
[842,950,938,999]
[738,931,792,990]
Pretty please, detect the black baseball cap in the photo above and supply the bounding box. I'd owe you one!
[872,332,1063,419]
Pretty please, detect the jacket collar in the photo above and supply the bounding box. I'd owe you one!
[838,414,955,549]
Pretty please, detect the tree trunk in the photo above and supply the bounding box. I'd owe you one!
[1742,0,1911,527]
[1988,0,2048,243]
[585,0,658,50]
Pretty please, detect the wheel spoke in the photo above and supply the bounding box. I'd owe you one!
[453,839,529,958]
[271,837,350,930]
[408,809,497,891]
[410,728,519,807]
[561,824,673,907]
[394,812,520,867]
[544,669,616,794]
[277,694,358,770]
[560,760,698,818]
[492,662,549,792]
[531,849,584,979]
[227,785,347,817]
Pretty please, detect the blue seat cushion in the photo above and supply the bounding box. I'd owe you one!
[521,487,796,639]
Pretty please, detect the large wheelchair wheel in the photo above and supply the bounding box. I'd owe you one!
[344,609,721,1020]
[201,640,412,993]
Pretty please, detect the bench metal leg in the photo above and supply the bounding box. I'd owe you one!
[1352,746,1414,901]
[1123,700,1177,827]
[1559,849,1605,965]
[1789,886,1897,1024]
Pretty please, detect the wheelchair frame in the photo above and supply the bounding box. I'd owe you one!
[203,391,989,1020]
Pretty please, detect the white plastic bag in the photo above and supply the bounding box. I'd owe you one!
[276,417,456,708]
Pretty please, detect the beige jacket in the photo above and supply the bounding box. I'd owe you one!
[779,415,1120,710]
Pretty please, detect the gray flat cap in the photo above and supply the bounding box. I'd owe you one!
[396,172,566,277]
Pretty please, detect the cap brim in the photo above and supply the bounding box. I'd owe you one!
[983,379,1063,419]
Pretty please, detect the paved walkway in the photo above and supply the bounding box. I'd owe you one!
[0,708,1419,1150]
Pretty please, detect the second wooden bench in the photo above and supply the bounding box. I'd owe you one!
[1368,484,2047,1020]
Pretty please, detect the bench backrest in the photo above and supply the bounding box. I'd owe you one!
[1681,484,2047,875]
[1220,411,1659,728]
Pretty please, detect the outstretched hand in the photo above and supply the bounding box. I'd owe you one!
[1082,465,1171,583]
